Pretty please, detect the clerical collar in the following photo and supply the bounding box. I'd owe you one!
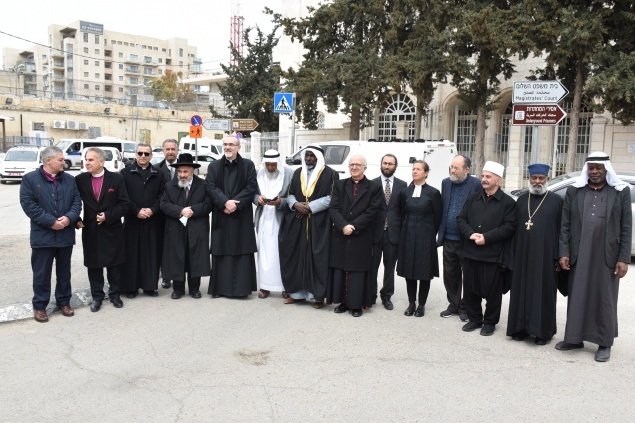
[91,170,105,178]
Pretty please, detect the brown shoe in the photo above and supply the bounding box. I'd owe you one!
[313,302,325,309]
[258,289,270,299]
[33,309,48,323]
[59,305,74,317]
[284,297,299,304]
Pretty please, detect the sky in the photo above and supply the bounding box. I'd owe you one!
[0,0,281,73]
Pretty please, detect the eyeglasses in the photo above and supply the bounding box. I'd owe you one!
[348,163,365,168]
[223,143,238,147]
[137,151,151,157]
[381,162,396,166]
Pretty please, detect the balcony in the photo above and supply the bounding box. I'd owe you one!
[124,67,140,74]
[124,56,141,64]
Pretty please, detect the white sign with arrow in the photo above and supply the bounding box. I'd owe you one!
[512,80,568,104]
[203,119,230,131]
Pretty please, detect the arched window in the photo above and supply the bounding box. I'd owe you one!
[378,94,416,141]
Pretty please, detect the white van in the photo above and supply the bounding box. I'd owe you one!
[0,145,45,184]
[80,147,123,173]
[56,137,137,169]
[286,140,456,190]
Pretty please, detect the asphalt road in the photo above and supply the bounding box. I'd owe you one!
[1,176,634,422]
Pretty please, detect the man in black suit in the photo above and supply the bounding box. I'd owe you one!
[556,152,631,362]
[156,138,179,289]
[437,154,481,321]
[371,154,407,310]
[75,147,130,312]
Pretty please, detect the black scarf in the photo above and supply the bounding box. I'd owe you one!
[216,153,246,197]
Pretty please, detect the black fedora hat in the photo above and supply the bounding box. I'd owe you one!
[172,153,201,169]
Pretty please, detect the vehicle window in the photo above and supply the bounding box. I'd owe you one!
[103,151,114,161]
[210,146,219,154]
[5,150,38,161]
[323,146,350,165]
[552,186,569,198]
[183,143,190,150]
[123,143,137,153]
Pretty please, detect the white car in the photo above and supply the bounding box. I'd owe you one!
[510,171,635,256]
[0,145,45,184]
[80,146,124,173]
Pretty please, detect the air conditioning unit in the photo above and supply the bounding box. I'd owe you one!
[78,122,89,130]
[52,120,66,129]
[67,120,80,130]
[31,122,45,131]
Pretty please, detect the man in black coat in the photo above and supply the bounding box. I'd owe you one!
[76,147,130,312]
[160,153,213,299]
[371,153,407,310]
[457,161,516,336]
[156,138,179,289]
[120,143,166,298]
[328,154,383,317]
[437,154,481,321]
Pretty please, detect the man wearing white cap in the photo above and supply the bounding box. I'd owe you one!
[457,161,516,336]
[556,152,631,362]
[253,150,294,299]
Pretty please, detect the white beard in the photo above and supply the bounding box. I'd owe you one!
[527,180,548,195]
[178,178,192,188]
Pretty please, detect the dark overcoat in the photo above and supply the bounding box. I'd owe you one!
[160,176,213,279]
[75,169,130,268]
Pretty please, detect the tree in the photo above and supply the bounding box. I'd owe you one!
[212,26,282,133]
[268,0,393,140]
[148,70,195,104]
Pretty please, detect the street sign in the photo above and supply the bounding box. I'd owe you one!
[512,104,567,126]
[190,125,203,138]
[513,81,568,104]
[203,119,230,131]
[231,119,259,131]
[190,115,202,126]
[274,92,293,113]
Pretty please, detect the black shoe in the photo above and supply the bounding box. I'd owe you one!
[414,305,425,317]
[480,324,496,336]
[110,297,124,308]
[190,291,202,299]
[595,346,611,362]
[382,299,394,310]
[125,291,137,299]
[334,303,349,314]
[161,279,171,289]
[143,290,159,297]
[555,341,584,351]
[404,302,416,316]
[211,294,220,298]
[462,321,483,332]
[90,301,102,312]
[511,330,529,341]
[459,312,469,322]
[171,291,183,299]
[440,307,458,318]
[535,337,550,346]
[352,309,362,317]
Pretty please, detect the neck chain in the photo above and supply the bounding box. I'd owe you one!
[525,191,549,230]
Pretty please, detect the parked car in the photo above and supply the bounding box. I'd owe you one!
[150,153,216,177]
[510,171,635,256]
[0,145,45,184]
[80,146,123,173]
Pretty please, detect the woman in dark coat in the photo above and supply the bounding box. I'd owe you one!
[396,160,442,317]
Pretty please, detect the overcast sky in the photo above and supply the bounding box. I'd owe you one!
[0,0,281,73]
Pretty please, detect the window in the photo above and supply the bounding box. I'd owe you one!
[119,87,124,92]
[144,56,152,63]
[95,49,100,55]
[95,61,100,66]
[124,42,129,46]
[95,85,100,90]
[130,77,139,85]
[179,48,184,57]
[95,73,100,78]
[84,72,89,77]
[130,54,138,61]
[158,58,163,64]
[117,41,122,45]
[84,59,89,65]
[83,33,88,42]
[111,40,116,45]
[42,54,47,61]
[119,52,123,58]
[84,47,89,53]
[119,76,123,81]
[455,107,477,158]
[95,35,99,44]
[378,93,416,141]
[84,84,89,89]
[144,67,152,75]
[142,45,146,49]
[119,64,123,69]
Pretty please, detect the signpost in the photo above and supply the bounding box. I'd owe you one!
[203,119,230,131]
[274,92,296,151]
[512,80,568,104]
[190,114,203,167]
[512,104,567,126]
[190,115,202,127]
[231,119,259,131]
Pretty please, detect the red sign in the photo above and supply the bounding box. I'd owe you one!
[190,125,203,138]
[512,104,566,126]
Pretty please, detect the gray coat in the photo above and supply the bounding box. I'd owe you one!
[253,165,294,232]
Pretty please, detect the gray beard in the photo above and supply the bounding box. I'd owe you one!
[528,181,548,195]
[178,179,192,188]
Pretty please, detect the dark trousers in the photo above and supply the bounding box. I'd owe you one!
[463,258,504,325]
[87,266,122,302]
[31,246,73,310]
[173,275,201,294]
[372,231,398,301]
[442,239,466,314]
[406,279,431,305]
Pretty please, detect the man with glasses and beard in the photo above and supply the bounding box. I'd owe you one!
[160,153,212,299]
[506,164,563,346]
[120,143,167,298]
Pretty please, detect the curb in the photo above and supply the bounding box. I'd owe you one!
[0,287,93,323]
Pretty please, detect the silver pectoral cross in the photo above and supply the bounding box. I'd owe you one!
[525,219,533,230]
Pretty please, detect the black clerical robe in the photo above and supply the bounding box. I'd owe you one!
[506,191,563,340]
[278,166,339,302]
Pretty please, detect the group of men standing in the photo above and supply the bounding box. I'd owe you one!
[21,139,630,362]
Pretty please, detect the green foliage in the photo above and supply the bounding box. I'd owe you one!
[216,26,282,133]
[148,70,195,103]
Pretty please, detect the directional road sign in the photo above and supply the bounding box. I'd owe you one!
[512,104,567,126]
[513,81,568,104]
[190,115,202,126]
[190,125,203,138]
[203,119,230,131]
[274,92,293,113]
[231,119,259,131]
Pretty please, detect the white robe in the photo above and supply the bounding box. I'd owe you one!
[256,168,285,292]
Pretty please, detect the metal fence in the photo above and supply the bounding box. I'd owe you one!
[1,136,54,152]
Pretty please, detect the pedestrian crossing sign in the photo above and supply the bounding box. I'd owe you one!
[274,92,294,113]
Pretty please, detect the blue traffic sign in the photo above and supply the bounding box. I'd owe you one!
[274,92,294,113]
[191,115,202,126]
